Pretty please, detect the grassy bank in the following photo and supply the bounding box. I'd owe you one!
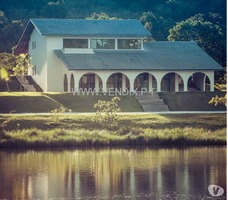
[0,113,226,148]
[0,92,143,113]
[0,91,226,113]
[160,91,226,111]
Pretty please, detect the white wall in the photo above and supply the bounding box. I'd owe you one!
[29,28,47,91]
[46,37,64,91]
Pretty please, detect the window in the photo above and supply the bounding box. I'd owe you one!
[90,39,115,49]
[63,39,88,48]
[118,39,141,49]
[32,41,36,49]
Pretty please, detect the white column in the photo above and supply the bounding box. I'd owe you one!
[122,74,126,93]
[153,71,165,92]
[175,73,179,92]
[88,38,91,49]
[208,71,214,92]
[148,74,153,92]
[102,77,107,93]
[156,76,162,92]
[130,80,134,93]
[115,39,118,50]
[203,75,206,91]
[74,76,80,93]
[183,80,188,92]
[67,74,71,92]
[180,71,192,92]
[95,74,100,92]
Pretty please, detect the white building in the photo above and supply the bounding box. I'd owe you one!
[15,19,223,93]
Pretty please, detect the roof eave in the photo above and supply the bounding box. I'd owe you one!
[39,34,151,38]
[14,20,34,55]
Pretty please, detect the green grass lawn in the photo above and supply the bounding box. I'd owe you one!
[0,92,143,113]
[0,91,226,113]
[0,113,226,148]
[160,91,226,111]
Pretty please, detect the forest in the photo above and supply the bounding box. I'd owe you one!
[0,0,226,67]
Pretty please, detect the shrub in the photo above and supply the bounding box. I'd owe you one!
[93,97,121,129]
[50,105,72,122]
[51,105,72,114]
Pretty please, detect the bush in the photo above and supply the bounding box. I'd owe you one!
[93,97,121,129]
[50,105,72,122]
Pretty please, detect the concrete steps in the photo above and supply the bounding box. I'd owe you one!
[135,92,170,112]
[15,76,43,92]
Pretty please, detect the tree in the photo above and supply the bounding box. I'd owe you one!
[168,14,226,66]
[86,12,119,20]
[12,53,31,91]
[41,1,67,18]
[0,11,25,53]
[0,53,16,91]
[140,11,174,40]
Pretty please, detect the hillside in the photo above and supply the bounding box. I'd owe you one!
[0,92,225,113]
[0,0,226,67]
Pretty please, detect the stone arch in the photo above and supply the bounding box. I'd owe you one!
[187,72,210,92]
[79,72,103,91]
[161,72,184,92]
[134,72,157,92]
[63,74,68,92]
[106,72,130,92]
[70,74,75,92]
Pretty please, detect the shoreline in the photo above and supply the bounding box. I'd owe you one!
[0,113,226,149]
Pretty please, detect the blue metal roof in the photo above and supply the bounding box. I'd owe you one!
[15,18,151,54]
[31,18,152,37]
[54,41,223,71]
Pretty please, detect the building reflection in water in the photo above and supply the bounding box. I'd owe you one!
[0,147,226,199]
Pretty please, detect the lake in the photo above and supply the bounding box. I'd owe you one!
[0,147,226,199]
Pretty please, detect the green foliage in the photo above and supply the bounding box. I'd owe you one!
[209,94,227,107]
[93,97,121,129]
[51,105,72,114]
[0,53,17,91]
[41,1,67,18]
[86,12,119,20]
[12,53,30,76]
[209,74,226,107]
[140,11,174,40]
[12,53,31,91]
[0,113,226,147]
[50,105,72,123]
[0,11,24,53]
[168,14,225,66]
[0,125,226,148]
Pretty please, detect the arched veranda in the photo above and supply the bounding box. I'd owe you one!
[79,72,103,92]
[161,72,184,92]
[187,72,211,92]
[134,72,157,92]
[106,72,130,93]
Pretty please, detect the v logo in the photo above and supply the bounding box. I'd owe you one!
[212,186,220,195]
[208,184,224,197]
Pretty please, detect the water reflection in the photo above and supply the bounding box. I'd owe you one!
[0,147,226,199]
